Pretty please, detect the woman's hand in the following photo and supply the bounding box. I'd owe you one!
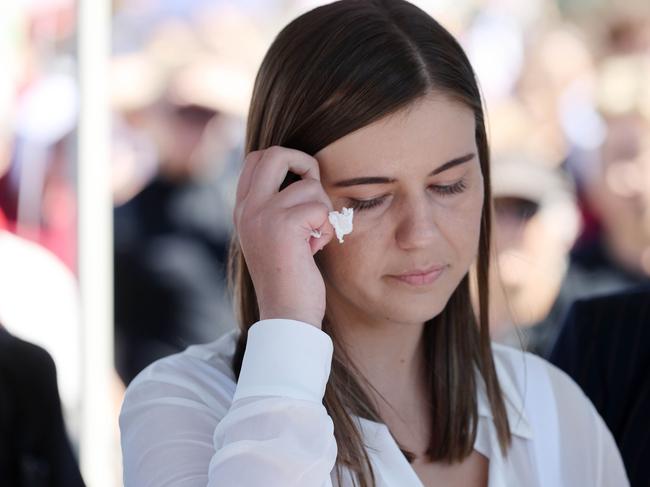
[233,146,335,329]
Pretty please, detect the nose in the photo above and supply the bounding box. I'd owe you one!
[395,195,440,250]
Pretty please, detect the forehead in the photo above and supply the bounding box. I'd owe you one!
[315,94,476,181]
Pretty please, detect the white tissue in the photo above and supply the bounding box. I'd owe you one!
[310,207,354,243]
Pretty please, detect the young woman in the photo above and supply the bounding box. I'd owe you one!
[120,1,629,485]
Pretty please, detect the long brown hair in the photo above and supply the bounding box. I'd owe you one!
[227,1,511,485]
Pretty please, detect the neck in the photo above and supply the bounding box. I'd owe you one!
[328,302,428,414]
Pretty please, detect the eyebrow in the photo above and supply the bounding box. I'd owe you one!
[331,152,476,188]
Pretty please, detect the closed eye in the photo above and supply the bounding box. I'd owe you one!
[347,180,468,211]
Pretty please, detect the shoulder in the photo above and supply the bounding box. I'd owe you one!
[491,342,620,461]
[491,341,592,408]
[120,328,246,485]
[593,285,650,318]
[579,285,650,307]
[0,329,59,405]
[550,286,650,379]
[0,328,56,376]
[564,285,650,333]
[121,328,241,420]
[490,342,604,435]
[492,342,629,484]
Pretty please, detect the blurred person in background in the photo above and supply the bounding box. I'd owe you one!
[113,56,242,384]
[0,73,78,272]
[550,285,650,487]
[568,53,650,298]
[487,150,581,356]
[0,80,83,448]
[0,195,82,445]
[0,322,85,487]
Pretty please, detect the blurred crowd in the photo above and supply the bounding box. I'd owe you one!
[0,0,649,485]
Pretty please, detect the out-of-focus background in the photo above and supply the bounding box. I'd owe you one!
[0,0,648,485]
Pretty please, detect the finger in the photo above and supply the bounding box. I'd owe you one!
[285,201,331,237]
[309,223,334,255]
[247,146,321,206]
[273,178,334,212]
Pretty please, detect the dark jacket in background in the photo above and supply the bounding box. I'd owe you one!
[0,327,85,487]
[549,287,650,487]
[114,176,236,384]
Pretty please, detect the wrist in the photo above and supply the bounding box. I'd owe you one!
[259,307,323,329]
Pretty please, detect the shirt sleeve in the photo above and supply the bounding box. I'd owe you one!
[120,319,337,487]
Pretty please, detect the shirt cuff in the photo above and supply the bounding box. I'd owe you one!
[233,319,334,404]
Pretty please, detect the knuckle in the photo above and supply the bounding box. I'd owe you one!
[316,202,330,218]
[244,150,261,162]
[299,178,321,191]
[265,145,283,158]
[301,201,329,219]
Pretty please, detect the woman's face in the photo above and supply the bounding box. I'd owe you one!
[314,93,484,330]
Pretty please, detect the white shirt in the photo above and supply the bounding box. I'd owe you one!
[120,319,629,486]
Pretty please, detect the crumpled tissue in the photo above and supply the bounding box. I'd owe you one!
[310,207,354,243]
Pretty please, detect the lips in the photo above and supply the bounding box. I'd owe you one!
[389,265,447,286]
[393,265,446,277]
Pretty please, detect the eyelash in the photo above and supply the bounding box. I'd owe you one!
[347,180,468,212]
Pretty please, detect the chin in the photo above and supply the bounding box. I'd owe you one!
[378,298,448,325]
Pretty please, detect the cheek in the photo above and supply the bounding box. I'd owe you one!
[316,238,358,282]
[316,224,387,281]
